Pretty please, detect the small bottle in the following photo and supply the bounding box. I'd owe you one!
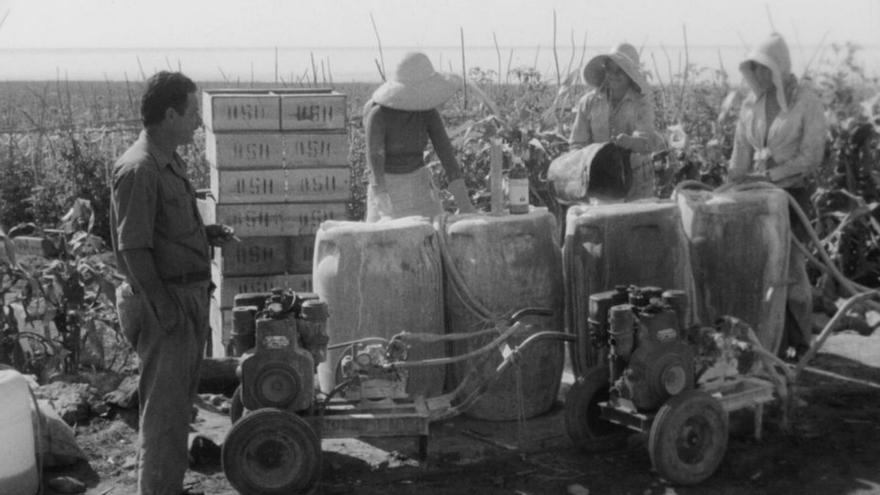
[507,158,529,214]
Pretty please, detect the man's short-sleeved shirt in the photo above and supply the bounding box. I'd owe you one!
[110,131,209,281]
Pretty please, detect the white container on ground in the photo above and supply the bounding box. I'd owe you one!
[0,369,38,495]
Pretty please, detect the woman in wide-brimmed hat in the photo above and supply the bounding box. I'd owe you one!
[728,33,827,359]
[363,52,475,221]
[569,42,662,200]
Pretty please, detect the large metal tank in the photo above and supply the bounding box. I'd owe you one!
[442,208,565,421]
[313,217,446,398]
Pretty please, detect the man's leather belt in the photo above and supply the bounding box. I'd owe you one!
[162,271,211,285]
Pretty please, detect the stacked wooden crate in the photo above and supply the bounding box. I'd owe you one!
[202,88,350,356]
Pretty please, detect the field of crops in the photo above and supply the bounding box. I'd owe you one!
[0,42,878,375]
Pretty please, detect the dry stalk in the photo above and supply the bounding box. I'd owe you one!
[373,59,384,82]
[660,44,673,88]
[803,30,830,77]
[135,57,146,81]
[217,67,229,84]
[326,57,334,85]
[460,27,467,109]
[369,12,386,81]
[578,31,587,70]
[552,10,561,88]
[675,24,690,123]
[564,29,576,80]
[493,32,502,85]
[310,52,318,86]
[765,3,777,32]
[651,53,666,94]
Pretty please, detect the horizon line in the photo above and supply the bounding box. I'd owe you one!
[1,42,876,53]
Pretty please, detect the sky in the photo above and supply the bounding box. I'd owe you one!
[0,0,877,81]
[0,0,877,50]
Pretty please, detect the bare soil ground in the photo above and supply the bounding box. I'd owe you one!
[43,330,880,495]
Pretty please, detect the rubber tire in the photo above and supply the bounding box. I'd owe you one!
[229,385,244,424]
[564,365,628,452]
[648,389,729,485]
[222,408,322,495]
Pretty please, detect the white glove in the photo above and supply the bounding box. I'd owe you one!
[371,186,394,220]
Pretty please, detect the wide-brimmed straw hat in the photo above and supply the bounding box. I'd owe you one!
[371,52,461,111]
[582,43,648,94]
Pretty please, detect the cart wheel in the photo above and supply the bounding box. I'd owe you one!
[222,408,322,495]
[229,385,244,424]
[648,390,728,485]
[564,365,628,452]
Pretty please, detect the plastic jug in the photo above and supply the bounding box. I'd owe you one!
[313,217,445,398]
[563,201,696,372]
[442,208,564,420]
[675,187,790,353]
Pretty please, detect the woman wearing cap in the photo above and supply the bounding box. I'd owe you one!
[728,33,827,358]
[363,52,476,221]
[569,43,662,200]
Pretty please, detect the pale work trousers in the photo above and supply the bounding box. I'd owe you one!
[116,281,210,495]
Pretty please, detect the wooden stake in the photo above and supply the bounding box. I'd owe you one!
[460,27,467,109]
[490,140,503,215]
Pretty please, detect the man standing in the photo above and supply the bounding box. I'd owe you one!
[110,71,234,495]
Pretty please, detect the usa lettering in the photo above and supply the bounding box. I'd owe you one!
[226,103,268,121]
[232,142,272,161]
[294,139,331,158]
[233,245,275,265]
[295,104,333,123]
[234,177,276,195]
[299,175,337,193]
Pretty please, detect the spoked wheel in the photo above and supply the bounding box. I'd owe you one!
[648,390,729,485]
[564,365,628,452]
[229,385,244,424]
[222,408,322,495]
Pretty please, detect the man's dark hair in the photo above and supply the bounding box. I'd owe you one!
[141,71,198,127]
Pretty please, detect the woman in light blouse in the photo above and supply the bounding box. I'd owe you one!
[729,33,827,357]
[569,42,663,200]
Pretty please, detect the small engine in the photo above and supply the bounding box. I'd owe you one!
[234,289,329,413]
[338,339,409,402]
[590,285,694,411]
